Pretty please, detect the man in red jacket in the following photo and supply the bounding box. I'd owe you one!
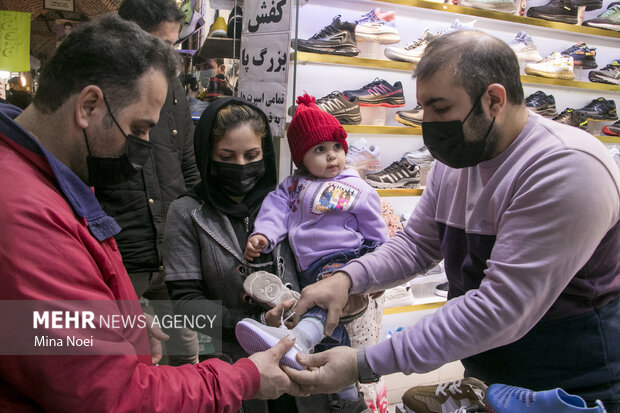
[0,15,302,412]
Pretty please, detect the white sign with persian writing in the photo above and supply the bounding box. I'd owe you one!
[244,0,291,34]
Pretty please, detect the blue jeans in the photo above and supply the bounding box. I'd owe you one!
[298,240,380,352]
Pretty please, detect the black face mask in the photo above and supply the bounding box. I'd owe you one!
[84,96,152,187]
[422,91,496,169]
[211,159,265,197]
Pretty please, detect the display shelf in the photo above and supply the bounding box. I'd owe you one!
[296,52,620,94]
[343,124,422,134]
[371,0,620,39]
[195,37,240,60]
[384,298,446,315]
[597,135,620,143]
[377,188,425,196]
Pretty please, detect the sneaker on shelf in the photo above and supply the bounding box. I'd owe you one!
[365,158,420,188]
[346,138,382,172]
[552,108,589,130]
[525,90,558,117]
[328,393,372,413]
[355,8,401,44]
[582,2,620,31]
[526,0,579,24]
[342,78,406,107]
[440,18,478,35]
[384,29,436,63]
[402,378,487,413]
[177,0,205,44]
[404,146,435,165]
[459,0,516,13]
[509,31,543,63]
[208,16,227,37]
[227,5,243,39]
[602,119,620,136]
[235,318,310,370]
[435,282,448,297]
[577,97,618,121]
[486,384,607,412]
[561,42,597,69]
[524,52,575,80]
[395,105,424,127]
[588,59,620,85]
[202,76,231,101]
[384,283,415,307]
[295,15,360,56]
[574,0,604,10]
[243,271,300,308]
[316,91,362,125]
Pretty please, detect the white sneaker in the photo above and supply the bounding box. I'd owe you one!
[525,52,575,80]
[384,29,435,63]
[355,8,401,44]
[460,0,516,13]
[384,283,415,307]
[509,31,543,63]
[346,138,382,172]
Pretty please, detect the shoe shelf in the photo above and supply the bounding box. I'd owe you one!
[376,188,425,196]
[196,38,241,60]
[597,135,620,143]
[296,52,620,94]
[384,299,446,315]
[371,0,620,39]
[343,125,422,134]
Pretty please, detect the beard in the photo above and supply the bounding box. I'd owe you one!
[463,111,501,163]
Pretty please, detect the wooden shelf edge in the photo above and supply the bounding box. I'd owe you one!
[344,124,422,135]
[521,75,620,93]
[384,300,446,315]
[597,135,620,143]
[377,188,425,196]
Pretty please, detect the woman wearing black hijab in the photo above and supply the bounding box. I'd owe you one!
[163,97,328,412]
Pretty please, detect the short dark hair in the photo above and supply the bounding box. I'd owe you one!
[415,31,524,106]
[118,0,183,32]
[211,104,267,146]
[33,15,179,115]
[63,21,73,28]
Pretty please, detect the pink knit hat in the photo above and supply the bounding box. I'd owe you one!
[287,93,348,167]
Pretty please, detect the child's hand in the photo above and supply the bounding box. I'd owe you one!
[245,235,268,261]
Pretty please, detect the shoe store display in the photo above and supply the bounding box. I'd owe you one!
[602,119,620,136]
[509,31,543,63]
[226,5,242,39]
[342,78,406,107]
[201,76,232,101]
[460,0,517,13]
[346,138,382,172]
[435,282,448,297]
[404,146,435,166]
[395,105,424,126]
[588,59,620,85]
[316,91,362,125]
[526,0,579,24]
[242,271,300,308]
[177,0,205,44]
[583,1,620,30]
[208,15,227,38]
[384,283,415,307]
[402,378,487,413]
[355,8,401,44]
[365,158,420,188]
[577,97,618,120]
[525,91,558,117]
[295,15,360,56]
[524,52,575,80]
[552,108,589,129]
[486,384,607,412]
[561,42,597,69]
[384,29,436,63]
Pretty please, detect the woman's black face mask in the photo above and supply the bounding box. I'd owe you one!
[210,159,265,197]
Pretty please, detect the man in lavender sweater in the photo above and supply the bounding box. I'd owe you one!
[288,31,620,411]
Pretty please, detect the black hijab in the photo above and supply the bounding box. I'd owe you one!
[185,97,278,219]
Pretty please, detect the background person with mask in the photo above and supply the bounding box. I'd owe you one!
[164,97,330,412]
[197,57,233,101]
[95,0,201,366]
[0,16,302,411]
[287,30,620,412]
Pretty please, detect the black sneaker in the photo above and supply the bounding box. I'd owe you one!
[342,78,406,107]
[561,42,597,69]
[573,0,603,10]
[327,393,371,413]
[365,158,420,188]
[577,97,618,121]
[552,108,589,129]
[227,6,242,39]
[526,0,579,24]
[588,60,620,85]
[435,282,448,297]
[583,2,620,30]
[395,105,423,126]
[295,15,360,57]
[316,91,362,125]
[525,90,558,117]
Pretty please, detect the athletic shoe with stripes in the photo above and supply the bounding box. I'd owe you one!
[342,78,406,107]
[365,158,420,188]
[525,90,558,117]
[355,8,400,44]
[316,91,362,125]
[402,378,487,413]
[602,119,620,136]
[588,59,620,85]
[346,138,382,172]
[395,105,424,126]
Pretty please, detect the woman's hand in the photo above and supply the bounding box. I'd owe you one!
[245,235,268,261]
[264,299,297,328]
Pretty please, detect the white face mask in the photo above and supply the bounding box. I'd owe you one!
[197,69,216,87]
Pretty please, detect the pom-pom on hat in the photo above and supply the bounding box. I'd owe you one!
[287,93,348,167]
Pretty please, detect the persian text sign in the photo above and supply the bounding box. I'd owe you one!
[0,11,31,72]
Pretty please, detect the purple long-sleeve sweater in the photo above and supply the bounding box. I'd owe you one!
[344,113,620,376]
[252,169,388,271]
